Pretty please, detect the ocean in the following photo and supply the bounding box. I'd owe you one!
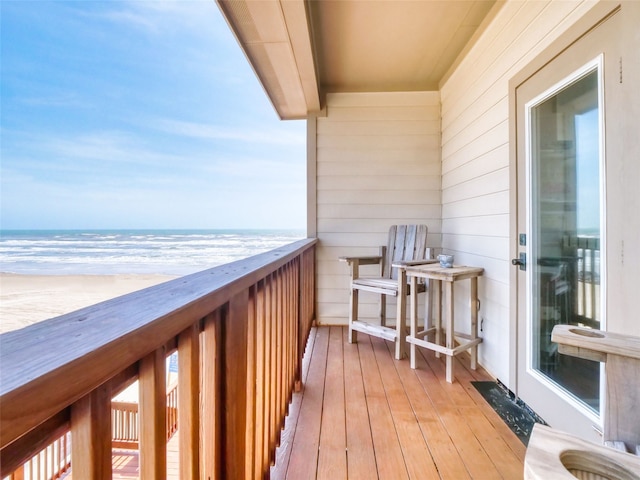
[0,229,305,276]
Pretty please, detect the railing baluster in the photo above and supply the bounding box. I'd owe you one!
[254,281,267,476]
[224,290,250,479]
[245,286,257,479]
[70,385,112,478]
[201,310,222,479]
[270,274,278,461]
[285,264,292,408]
[264,276,273,471]
[275,268,283,448]
[590,246,596,320]
[179,324,200,479]
[139,346,167,479]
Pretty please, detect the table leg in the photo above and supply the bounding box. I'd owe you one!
[435,280,442,358]
[445,280,454,383]
[470,276,478,370]
[395,268,407,360]
[410,275,418,369]
[425,278,433,339]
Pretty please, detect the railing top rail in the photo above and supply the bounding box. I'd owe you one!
[0,238,316,448]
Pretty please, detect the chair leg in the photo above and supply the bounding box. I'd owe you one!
[424,279,434,340]
[349,288,358,344]
[380,294,387,327]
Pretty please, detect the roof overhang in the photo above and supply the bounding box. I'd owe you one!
[216,0,321,120]
[217,0,501,120]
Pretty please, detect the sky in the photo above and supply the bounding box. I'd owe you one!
[0,1,307,230]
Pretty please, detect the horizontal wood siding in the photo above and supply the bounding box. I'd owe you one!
[315,92,442,325]
[439,0,600,382]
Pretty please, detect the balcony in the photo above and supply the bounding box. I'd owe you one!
[1,239,525,479]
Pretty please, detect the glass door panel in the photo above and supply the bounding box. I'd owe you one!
[528,67,602,414]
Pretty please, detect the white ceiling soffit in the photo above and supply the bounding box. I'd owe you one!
[309,0,498,93]
[216,0,321,120]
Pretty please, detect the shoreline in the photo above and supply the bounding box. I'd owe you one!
[0,272,178,334]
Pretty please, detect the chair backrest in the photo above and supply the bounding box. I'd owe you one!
[383,225,428,279]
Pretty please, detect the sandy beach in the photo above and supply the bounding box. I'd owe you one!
[0,273,177,334]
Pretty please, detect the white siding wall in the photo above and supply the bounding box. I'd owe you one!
[314,92,442,325]
[439,0,602,383]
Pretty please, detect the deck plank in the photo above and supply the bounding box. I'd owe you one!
[357,334,410,480]
[450,353,527,462]
[371,336,441,479]
[270,326,318,478]
[436,403,503,479]
[342,328,378,479]
[460,406,524,480]
[317,326,348,479]
[417,348,519,478]
[272,326,526,480]
[284,326,330,479]
[392,342,472,479]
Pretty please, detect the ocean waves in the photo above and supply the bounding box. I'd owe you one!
[0,229,305,275]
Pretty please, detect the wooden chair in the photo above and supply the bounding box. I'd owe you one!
[339,225,434,359]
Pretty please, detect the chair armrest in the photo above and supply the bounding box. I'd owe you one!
[392,259,438,268]
[339,255,383,281]
[339,255,383,266]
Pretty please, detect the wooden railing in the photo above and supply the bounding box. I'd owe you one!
[6,381,179,479]
[0,239,316,479]
[4,432,71,480]
[564,234,600,325]
[165,381,178,441]
[111,401,139,450]
[111,381,178,450]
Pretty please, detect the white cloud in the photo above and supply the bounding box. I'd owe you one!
[149,118,306,147]
[88,0,221,37]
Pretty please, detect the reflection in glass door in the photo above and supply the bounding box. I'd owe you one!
[527,64,603,415]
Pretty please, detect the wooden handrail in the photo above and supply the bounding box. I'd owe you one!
[1,239,317,478]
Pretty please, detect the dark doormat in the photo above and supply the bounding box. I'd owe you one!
[472,381,547,445]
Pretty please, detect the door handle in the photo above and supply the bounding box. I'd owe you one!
[512,253,526,271]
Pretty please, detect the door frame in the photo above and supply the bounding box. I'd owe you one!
[507,3,620,393]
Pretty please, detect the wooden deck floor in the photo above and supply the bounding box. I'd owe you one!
[270,326,526,480]
[64,325,524,479]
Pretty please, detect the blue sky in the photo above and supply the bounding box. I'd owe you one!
[1,1,307,230]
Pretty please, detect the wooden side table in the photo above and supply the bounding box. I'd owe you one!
[404,264,484,383]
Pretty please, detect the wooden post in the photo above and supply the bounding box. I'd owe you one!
[139,346,167,479]
[179,324,200,479]
[224,289,250,479]
[71,385,112,479]
[201,311,222,480]
[276,270,284,444]
[269,276,278,460]
[12,465,25,480]
[245,287,257,479]
[254,282,267,476]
